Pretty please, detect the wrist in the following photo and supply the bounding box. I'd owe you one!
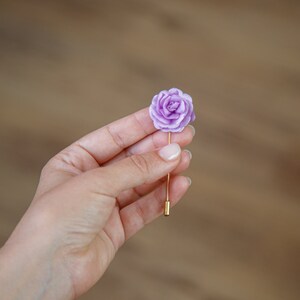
[0,226,75,300]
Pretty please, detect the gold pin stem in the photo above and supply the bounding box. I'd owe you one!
[164,132,171,216]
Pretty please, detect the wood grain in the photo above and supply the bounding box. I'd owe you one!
[0,0,299,299]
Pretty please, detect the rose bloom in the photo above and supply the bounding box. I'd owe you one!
[149,88,196,132]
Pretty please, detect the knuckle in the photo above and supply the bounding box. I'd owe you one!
[40,157,56,176]
[85,169,118,198]
[135,201,146,226]
[40,164,49,176]
[106,126,126,149]
[87,168,106,188]
[129,154,150,176]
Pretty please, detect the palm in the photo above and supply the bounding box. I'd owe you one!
[36,147,129,294]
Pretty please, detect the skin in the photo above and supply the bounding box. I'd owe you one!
[0,107,195,299]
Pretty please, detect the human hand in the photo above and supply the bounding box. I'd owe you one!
[0,108,194,299]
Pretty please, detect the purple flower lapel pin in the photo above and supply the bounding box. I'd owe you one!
[149,88,196,132]
[149,88,196,216]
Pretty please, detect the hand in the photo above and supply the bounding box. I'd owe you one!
[0,108,194,299]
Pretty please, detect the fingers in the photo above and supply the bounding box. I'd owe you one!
[88,143,182,197]
[76,107,156,164]
[104,125,195,166]
[38,108,194,198]
[120,175,191,240]
[36,107,154,195]
[116,149,192,208]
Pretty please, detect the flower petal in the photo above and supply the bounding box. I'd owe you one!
[175,100,186,113]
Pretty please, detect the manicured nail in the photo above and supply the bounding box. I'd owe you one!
[186,177,192,185]
[188,125,196,136]
[158,143,181,161]
[184,149,192,160]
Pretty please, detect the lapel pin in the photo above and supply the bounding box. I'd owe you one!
[149,88,196,216]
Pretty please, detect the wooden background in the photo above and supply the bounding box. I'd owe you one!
[0,0,299,299]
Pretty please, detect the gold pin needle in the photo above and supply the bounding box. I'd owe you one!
[164,131,171,216]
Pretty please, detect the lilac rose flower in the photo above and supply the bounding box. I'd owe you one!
[149,88,196,132]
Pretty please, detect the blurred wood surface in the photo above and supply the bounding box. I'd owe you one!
[0,0,300,299]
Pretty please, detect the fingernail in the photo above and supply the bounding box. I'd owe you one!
[158,143,181,161]
[188,125,196,136]
[184,149,192,160]
[186,177,192,185]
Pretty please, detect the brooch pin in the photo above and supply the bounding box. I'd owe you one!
[149,88,196,216]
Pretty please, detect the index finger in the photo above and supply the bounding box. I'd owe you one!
[75,107,156,164]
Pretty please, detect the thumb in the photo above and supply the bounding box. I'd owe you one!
[93,143,182,197]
